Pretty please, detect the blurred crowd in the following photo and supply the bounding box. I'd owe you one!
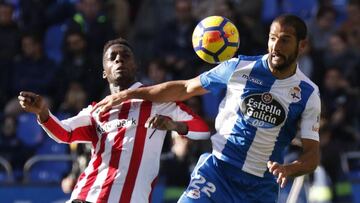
[0,0,359,202]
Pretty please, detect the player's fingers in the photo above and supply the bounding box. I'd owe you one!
[92,99,106,114]
[99,102,112,116]
[19,91,35,97]
[273,168,280,176]
[18,95,26,102]
[268,162,278,173]
[18,95,34,104]
[276,172,283,183]
[152,116,163,129]
[145,116,156,128]
[19,100,26,107]
[280,177,287,188]
[19,92,37,103]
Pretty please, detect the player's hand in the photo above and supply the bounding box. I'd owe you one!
[92,92,127,116]
[18,91,47,114]
[267,161,288,188]
[145,115,177,131]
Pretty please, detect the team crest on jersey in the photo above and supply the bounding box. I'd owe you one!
[241,92,286,128]
[288,86,302,102]
[186,189,201,199]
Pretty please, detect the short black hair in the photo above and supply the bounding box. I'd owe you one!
[103,38,133,56]
[272,14,307,41]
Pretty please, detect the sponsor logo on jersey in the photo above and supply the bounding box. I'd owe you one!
[97,118,137,133]
[186,189,201,199]
[241,92,286,128]
[242,74,263,85]
[289,86,302,102]
[312,115,320,132]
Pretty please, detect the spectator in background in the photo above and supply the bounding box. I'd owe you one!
[0,115,33,181]
[11,32,58,97]
[0,2,20,109]
[106,0,130,37]
[67,0,115,58]
[0,2,20,62]
[308,6,337,52]
[57,83,88,118]
[339,0,360,45]
[298,41,314,79]
[321,67,359,146]
[322,32,360,85]
[16,0,50,32]
[155,0,200,80]
[140,58,172,86]
[55,30,104,106]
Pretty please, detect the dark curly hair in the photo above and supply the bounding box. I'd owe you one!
[102,37,133,57]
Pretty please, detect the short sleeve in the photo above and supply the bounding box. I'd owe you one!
[199,58,239,95]
[300,89,321,141]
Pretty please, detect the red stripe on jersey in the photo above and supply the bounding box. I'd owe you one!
[77,112,111,200]
[176,102,209,132]
[43,115,97,143]
[119,101,152,203]
[90,117,99,148]
[97,101,132,201]
[42,117,70,142]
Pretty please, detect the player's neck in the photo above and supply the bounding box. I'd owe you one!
[109,80,136,94]
[109,84,129,94]
[268,62,297,79]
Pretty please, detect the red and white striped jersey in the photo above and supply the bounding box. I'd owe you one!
[39,82,210,203]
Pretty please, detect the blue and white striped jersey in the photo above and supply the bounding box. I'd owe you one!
[200,54,321,178]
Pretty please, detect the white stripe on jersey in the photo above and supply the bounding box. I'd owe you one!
[69,121,102,202]
[107,102,142,202]
[85,108,120,201]
[212,60,255,157]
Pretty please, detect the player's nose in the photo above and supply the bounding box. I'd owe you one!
[114,54,124,64]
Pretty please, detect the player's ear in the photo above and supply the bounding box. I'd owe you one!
[102,70,107,79]
[298,38,308,55]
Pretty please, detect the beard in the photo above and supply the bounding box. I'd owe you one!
[269,48,298,71]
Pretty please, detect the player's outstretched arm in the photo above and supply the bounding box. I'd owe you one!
[93,76,209,116]
[18,91,49,123]
[267,138,319,188]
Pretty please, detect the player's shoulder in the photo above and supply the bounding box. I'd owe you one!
[296,69,320,98]
[221,54,265,70]
[296,69,319,90]
[237,54,265,62]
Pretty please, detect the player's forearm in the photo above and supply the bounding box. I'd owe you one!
[126,78,206,102]
[284,148,319,177]
[125,81,191,102]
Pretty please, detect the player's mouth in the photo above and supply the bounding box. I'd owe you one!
[271,53,285,62]
[114,66,126,72]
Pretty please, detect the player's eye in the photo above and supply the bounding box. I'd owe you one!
[269,36,276,41]
[280,38,290,43]
[109,53,117,61]
[122,53,130,59]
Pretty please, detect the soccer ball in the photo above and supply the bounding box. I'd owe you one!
[192,16,240,64]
